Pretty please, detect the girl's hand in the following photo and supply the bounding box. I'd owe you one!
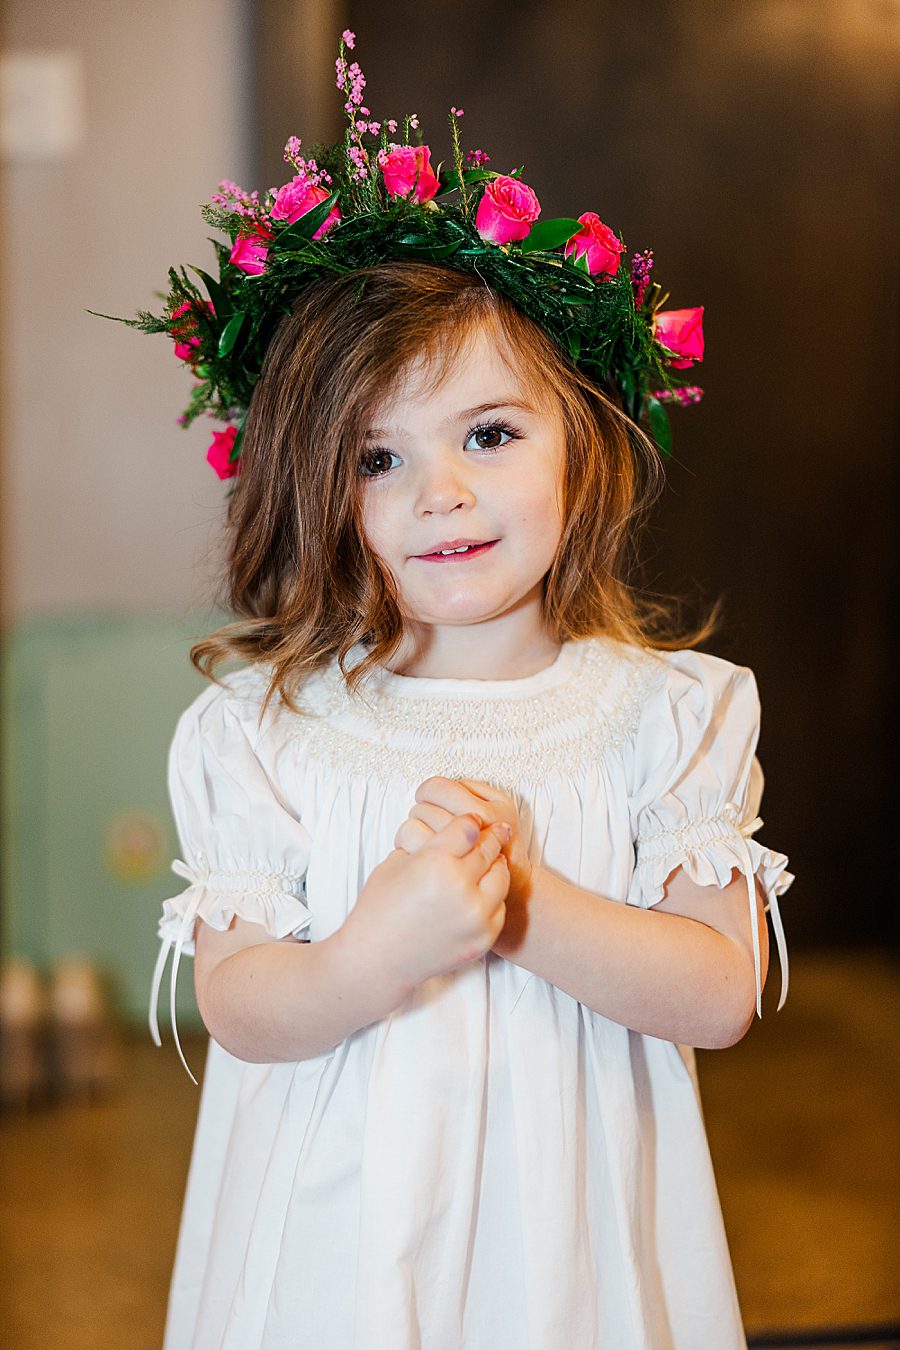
[396,777,535,954]
[340,813,511,995]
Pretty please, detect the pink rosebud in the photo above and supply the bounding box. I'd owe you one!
[379,144,440,203]
[270,177,341,239]
[563,212,624,279]
[475,175,541,245]
[229,225,273,275]
[653,307,705,368]
[207,426,240,479]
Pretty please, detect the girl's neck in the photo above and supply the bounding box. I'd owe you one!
[380,625,563,682]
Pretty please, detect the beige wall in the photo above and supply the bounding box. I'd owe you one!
[3,0,250,620]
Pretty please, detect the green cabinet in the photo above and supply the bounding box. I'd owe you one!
[2,613,224,1030]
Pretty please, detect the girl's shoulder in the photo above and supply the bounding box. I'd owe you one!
[586,636,762,759]
[175,663,271,729]
[171,663,289,764]
[172,659,337,753]
[583,634,758,710]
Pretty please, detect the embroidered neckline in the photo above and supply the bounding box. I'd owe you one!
[287,636,667,787]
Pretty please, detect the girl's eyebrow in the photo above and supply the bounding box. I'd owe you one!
[365,398,535,440]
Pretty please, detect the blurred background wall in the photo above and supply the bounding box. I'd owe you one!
[1,0,898,1019]
[1,0,254,1019]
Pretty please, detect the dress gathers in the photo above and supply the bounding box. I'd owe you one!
[152,635,793,1350]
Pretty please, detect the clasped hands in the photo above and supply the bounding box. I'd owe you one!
[394,776,535,955]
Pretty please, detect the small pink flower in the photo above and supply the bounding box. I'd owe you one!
[270,177,341,238]
[653,307,705,368]
[564,212,624,279]
[342,28,355,49]
[229,224,273,275]
[207,426,240,479]
[379,145,440,203]
[475,175,541,245]
[170,299,214,362]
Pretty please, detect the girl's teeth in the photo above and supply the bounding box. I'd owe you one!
[440,545,473,554]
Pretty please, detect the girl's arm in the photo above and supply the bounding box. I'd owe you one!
[493,862,769,1049]
[404,777,770,1049]
[193,813,510,1063]
[194,917,409,1063]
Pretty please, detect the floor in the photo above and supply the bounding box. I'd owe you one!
[1,951,898,1349]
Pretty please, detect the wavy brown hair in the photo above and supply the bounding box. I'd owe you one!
[192,260,719,708]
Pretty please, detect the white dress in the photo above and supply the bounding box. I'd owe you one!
[150,635,793,1350]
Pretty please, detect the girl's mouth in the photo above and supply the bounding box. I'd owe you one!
[416,541,498,563]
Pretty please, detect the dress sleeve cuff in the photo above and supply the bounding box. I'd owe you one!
[628,804,794,1018]
[157,857,312,958]
[149,855,312,1085]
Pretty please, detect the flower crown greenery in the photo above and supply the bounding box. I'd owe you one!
[101,29,704,479]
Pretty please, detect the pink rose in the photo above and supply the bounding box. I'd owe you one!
[170,299,214,362]
[379,145,440,203]
[475,175,541,245]
[563,212,624,279]
[270,177,341,239]
[653,307,705,368]
[207,426,240,479]
[229,224,273,275]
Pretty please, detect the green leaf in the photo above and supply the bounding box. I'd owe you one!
[567,330,582,362]
[435,167,498,196]
[520,218,583,255]
[646,397,672,456]
[217,310,246,357]
[271,192,340,250]
[395,235,463,260]
[229,417,246,463]
[188,266,231,317]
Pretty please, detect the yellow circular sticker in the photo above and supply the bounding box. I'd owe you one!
[104,810,169,884]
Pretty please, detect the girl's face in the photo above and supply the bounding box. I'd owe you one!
[358,323,566,647]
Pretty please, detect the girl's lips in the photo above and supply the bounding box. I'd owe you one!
[415,540,498,563]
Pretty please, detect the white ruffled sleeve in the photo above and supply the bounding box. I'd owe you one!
[627,650,794,1019]
[149,679,313,1082]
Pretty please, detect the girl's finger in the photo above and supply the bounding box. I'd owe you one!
[415,777,495,822]
[426,813,493,859]
[394,817,434,852]
[457,777,505,804]
[461,821,513,880]
[408,801,455,833]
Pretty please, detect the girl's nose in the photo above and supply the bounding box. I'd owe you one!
[414,453,477,516]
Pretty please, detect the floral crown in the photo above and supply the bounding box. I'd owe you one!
[104,29,704,479]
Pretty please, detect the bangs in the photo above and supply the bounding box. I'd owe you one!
[356,279,562,430]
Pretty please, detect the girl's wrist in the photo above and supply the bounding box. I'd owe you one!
[328,917,418,1018]
[493,858,539,957]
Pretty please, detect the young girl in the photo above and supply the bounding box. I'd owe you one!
[139,34,792,1350]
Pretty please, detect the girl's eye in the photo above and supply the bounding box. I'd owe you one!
[358,420,521,479]
[464,421,520,452]
[358,448,400,479]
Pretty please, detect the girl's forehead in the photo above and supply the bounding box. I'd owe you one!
[369,321,548,422]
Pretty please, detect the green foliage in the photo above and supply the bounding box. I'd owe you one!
[101,139,691,460]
